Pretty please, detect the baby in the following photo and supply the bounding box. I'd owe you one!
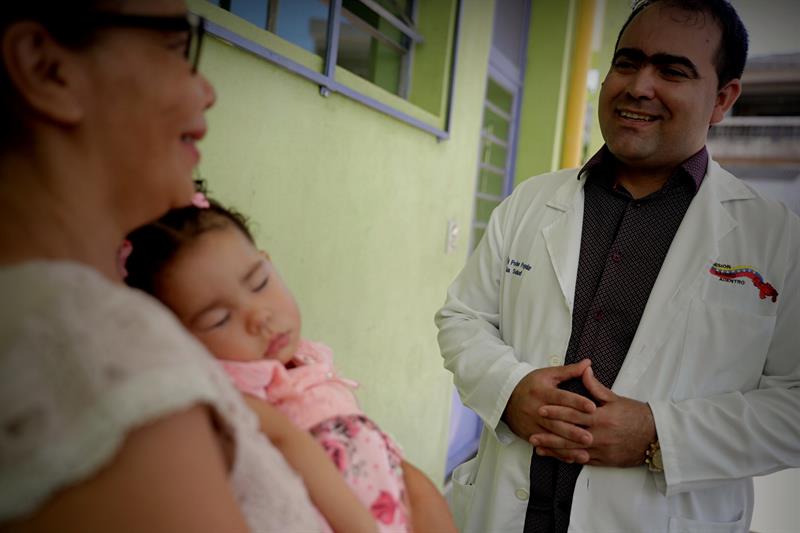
[124,193,454,533]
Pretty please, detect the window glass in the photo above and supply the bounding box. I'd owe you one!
[474,198,501,223]
[273,0,330,56]
[483,107,510,142]
[492,0,527,67]
[477,168,504,197]
[214,0,416,99]
[337,0,414,97]
[486,78,513,115]
[214,0,270,29]
[482,141,508,170]
[337,16,409,95]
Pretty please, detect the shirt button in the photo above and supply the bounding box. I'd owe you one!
[515,488,529,500]
[549,356,561,367]
[594,310,604,321]
[611,251,622,263]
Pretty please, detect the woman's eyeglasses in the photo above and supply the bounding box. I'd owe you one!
[88,12,206,73]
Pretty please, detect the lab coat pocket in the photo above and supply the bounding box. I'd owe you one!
[667,511,747,533]
[674,297,776,400]
[449,457,478,531]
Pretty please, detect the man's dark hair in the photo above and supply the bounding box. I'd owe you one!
[614,0,749,88]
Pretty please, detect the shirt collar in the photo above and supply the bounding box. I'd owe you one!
[578,145,708,192]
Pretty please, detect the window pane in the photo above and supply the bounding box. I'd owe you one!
[492,0,527,68]
[477,168,504,196]
[481,138,508,169]
[227,0,269,30]
[486,78,513,115]
[215,1,418,97]
[370,0,414,19]
[216,1,330,57]
[483,106,510,142]
[274,0,330,56]
[475,198,501,223]
[337,1,411,97]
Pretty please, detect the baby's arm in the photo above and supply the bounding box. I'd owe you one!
[243,396,377,533]
[401,460,457,533]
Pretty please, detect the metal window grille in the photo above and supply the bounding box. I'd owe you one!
[206,0,458,139]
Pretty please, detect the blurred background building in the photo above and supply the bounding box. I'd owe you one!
[708,52,800,214]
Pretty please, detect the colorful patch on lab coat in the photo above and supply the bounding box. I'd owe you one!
[708,263,779,302]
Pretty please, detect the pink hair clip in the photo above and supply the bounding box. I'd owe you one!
[192,191,210,209]
[117,239,133,280]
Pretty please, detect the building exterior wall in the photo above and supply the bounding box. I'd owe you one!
[187,0,582,483]
[190,0,557,482]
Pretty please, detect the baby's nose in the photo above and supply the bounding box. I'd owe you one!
[247,308,272,334]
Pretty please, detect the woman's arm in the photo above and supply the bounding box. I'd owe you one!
[243,396,377,533]
[401,460,457,533]
[2,405,250,533]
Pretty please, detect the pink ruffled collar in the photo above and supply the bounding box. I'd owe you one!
[220,339,357,401]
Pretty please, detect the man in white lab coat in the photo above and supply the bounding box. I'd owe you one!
[436,1,800,532]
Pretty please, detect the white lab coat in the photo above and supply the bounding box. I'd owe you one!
[437,159,800,533]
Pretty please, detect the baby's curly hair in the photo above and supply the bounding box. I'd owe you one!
[125,182,253,297]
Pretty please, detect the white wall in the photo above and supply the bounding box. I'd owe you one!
[737,172,800,533]
[730,0,800,57]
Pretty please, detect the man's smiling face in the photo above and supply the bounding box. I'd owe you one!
[598,4,740,173]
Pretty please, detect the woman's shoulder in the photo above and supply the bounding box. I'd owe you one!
[0,261,249,521]
[1,261,221,372]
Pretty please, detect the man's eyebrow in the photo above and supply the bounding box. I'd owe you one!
[650,53,699,78]
[613,47,648,63]
[613,48,700,79]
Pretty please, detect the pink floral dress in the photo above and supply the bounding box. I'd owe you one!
[221,340,410,532]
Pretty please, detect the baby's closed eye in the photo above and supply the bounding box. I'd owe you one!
[194,307,231,330]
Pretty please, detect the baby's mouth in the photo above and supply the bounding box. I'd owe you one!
[266,332,290,357]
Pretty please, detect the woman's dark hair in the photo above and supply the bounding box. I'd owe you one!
[125,193,254,297]
[0,1,118,151]
[615,0,749,88]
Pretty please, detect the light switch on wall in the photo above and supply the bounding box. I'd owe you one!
[445,219,459,255]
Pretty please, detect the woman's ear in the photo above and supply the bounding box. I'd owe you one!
[2,21,86,126]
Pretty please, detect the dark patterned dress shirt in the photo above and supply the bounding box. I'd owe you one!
[523,146,708,533]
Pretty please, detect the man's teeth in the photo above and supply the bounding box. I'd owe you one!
[619,111,656,121]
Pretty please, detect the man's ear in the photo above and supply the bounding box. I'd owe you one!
[2,21,86,126]
[710,78,742,125]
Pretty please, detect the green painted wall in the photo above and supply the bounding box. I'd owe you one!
[586,0,631,157]
[515,0,578,184]
[190,0,495,484]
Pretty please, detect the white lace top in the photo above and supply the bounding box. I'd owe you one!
[0,261,320,532]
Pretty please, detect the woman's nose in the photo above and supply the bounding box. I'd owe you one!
[198,73,216,110]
